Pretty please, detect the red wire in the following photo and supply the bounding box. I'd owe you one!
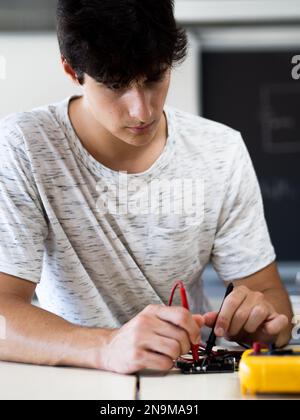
[168,281,199,362]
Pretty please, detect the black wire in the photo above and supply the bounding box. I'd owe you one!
[236,342,251,350]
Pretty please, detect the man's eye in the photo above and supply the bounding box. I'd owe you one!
[146,76,165,84]
[107,83,124,91]
[109,85,121,91]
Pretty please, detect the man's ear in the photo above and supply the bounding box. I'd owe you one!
[61,56,81,85]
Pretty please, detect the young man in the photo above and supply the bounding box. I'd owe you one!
[0,0,293,374]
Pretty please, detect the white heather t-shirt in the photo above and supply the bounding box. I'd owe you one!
[0,96,276,328]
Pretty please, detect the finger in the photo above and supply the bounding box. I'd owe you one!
[227,293,268,337]
[242,304,270,334]
[140,350,174,371]
[152,318,192,355]
[263,314,289,336]
[215,286,248,336]
[203,312,218,328]
[149,305,203,345]
[145,335,183,361]
[192,314,205,329]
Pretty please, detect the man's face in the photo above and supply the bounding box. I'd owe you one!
[81,68,171,147]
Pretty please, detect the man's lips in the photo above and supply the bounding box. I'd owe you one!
[127,121,155,133]
[128,121,154,129]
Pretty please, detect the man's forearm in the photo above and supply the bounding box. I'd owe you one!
[0,294,113,369]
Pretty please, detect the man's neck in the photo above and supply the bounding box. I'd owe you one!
[68,96,168,174]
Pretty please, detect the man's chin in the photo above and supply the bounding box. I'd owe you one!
[120,132,157,147]
[124,138,154,148]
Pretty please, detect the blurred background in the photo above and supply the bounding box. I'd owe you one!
[0,0,299,318]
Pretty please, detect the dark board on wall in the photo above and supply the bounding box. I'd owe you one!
[202,51,300,261]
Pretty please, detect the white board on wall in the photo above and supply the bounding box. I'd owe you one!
[0,33,80,119]
[175,0,300,24]
[0,32,199,120]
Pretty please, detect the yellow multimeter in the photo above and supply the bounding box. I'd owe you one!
[239,345,300,396]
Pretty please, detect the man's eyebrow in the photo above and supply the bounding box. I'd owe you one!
[96,69,167,89]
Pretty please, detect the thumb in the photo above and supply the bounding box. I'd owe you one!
[203,312,218,328]
[192,314,205,328]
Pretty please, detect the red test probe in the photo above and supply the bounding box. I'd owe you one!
[168,281,200,363]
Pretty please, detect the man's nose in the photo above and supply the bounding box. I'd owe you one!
[126,86,153,124]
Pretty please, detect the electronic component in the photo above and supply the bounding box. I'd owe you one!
[176,355,236,374]
[239,344,300,395]
[175,346,244,375]
[169,280,243,374]
[169,280,246,375]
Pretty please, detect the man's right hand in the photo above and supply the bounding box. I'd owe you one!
[99,304,204,374]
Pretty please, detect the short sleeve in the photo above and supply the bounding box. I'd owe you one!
[0,119,48,283]
[211,134,276,282]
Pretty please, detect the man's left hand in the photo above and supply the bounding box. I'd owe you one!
[203,285,289,345]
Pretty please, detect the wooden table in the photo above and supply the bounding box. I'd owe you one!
[0,361,137,400]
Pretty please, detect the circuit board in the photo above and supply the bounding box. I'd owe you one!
[176,347,244,374]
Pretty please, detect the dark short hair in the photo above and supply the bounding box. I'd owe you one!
[56,0,188,87]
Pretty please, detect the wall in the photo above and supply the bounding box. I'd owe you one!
[0,32,199,119]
